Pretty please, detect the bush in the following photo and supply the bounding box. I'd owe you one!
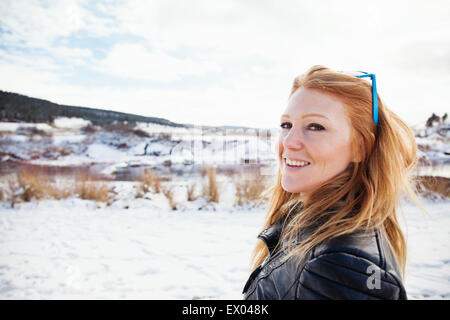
[43,146,71,159]
[17,126,52,139]
[3,170,112,207]
[103,123,136,134]
[5,170,60,207]
[133,129,151,137]
[159,132,172,141]
[233,171,270,207]
[81,124,98,134]
[202,166,219,203]
[136,169,162,198]
[186,182,200,201]
[161,184,178,210]
[415,175,449,200]
[75,174,111,203]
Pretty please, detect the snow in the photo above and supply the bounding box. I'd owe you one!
[29,155,94,166]
[53,117,91,129]
[52,134,86,144]
[8,135,28,142]
[0,195,448,300]
[415,122,450,168]
[0,122,53,132]
[0,120,448,299]
[0,120,279,166]
[86,143,130,162]
[400,198,450,299]
[0,197,265,299]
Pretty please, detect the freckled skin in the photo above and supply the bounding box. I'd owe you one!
[278,87,354,194]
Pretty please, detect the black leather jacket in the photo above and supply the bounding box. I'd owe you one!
[242,218,407,300]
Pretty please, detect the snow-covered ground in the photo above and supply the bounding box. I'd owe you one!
[0,196,448,300]
[0,117,448,299]
[0,118,279,169]
[0,198,265,299]
[400,198,450,299]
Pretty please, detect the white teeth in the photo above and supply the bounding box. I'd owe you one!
[285,158,310,167]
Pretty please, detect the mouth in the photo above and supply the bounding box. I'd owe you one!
[283,157,311,169]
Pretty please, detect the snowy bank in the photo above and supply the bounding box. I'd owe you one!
[0,197,448,299]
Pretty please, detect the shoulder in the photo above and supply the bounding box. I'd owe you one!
[296,228,407,300]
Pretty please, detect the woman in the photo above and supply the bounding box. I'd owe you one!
[242,65,425,300]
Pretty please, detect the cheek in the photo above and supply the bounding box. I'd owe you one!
[313,139,353,166]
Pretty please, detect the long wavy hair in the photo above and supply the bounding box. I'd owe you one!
[251,65,427,278]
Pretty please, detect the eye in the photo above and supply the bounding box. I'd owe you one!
[280,122,325,131]
[280,122,291,129]
[307,123,325,131]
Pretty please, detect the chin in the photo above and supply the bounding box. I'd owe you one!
[281,181,309,194]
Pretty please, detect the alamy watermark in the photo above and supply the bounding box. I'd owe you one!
[366,265,381,290]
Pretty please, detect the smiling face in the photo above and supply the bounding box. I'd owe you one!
[278,87,356,195]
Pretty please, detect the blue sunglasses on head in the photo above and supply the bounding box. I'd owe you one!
[337,70,378,126]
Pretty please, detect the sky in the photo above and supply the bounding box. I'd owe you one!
[0,0,449,129]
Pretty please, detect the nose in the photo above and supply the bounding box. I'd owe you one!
[282,127,304,150]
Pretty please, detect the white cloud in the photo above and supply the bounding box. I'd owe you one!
[0,48,61,73]
[1,0,450,128]
[52,46,92,59]
[0,0,87,48]
[94,43,221,82]
[0,60,62,97]
[0,0,119,49]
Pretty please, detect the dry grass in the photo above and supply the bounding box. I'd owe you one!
[161,184,178,210]
[202,166,219,203]
[136,169,161,198]
[43,146,72,159]
[0,130,14,137]
[417,144,431,153]
[186,182,200,201]
[15,171,55,201]
[133,129,151,138]
[81,124,98,134]
[233,171,271,207]
[134,168,177,209]
[4,170,65,207]
[103,123,135,133]
[415,175,450,199]
[17,126,53,139]
[101,123,151,138]
[74,173,111,203]
[158,132,172,141]
[2,170,112,207]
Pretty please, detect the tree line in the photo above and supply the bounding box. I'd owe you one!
[0,90,186,127]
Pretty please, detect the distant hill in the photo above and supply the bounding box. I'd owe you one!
[0,90,187,127]
[0,90,279,133]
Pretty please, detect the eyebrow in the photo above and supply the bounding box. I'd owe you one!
[280,113,329,120]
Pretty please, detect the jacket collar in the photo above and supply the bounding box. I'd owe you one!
[257,203,304,254]
[257,218,284,254]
